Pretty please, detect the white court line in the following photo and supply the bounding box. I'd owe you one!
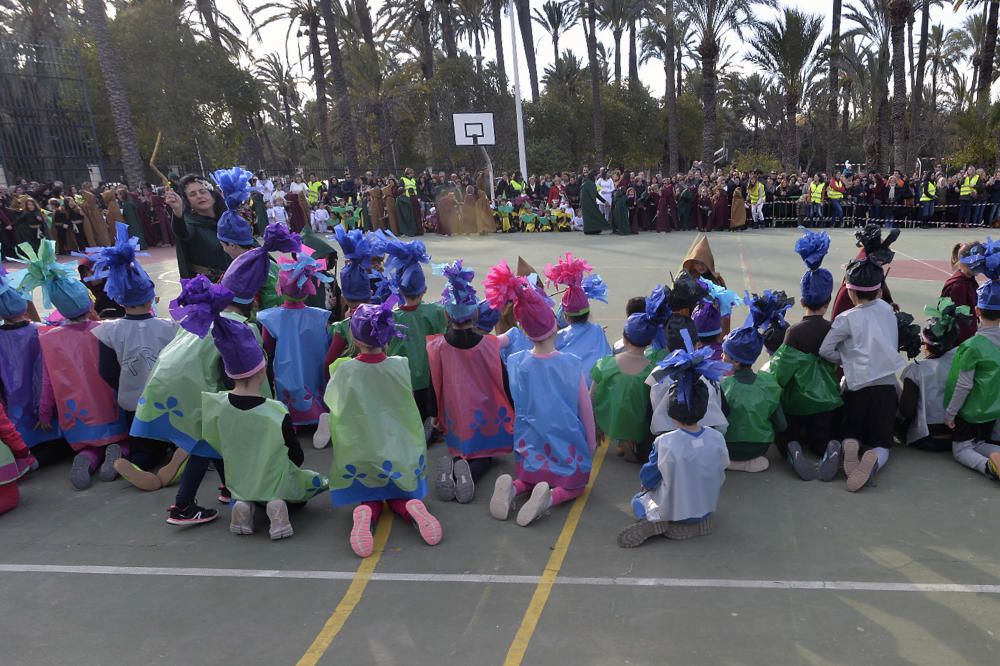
[892,249,954,278]
[1,564,997,594]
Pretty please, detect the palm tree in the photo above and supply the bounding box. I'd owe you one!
[81,0,145,185]
[542,51,587,97]
[827,0,842,173]
[318,0,359,173]
[582,0,604,163]
[888,0,911,169]
[640,1,679,172]
[597,0,631,84]
[627,0,645,88]
[907,0,943,163]
[961,10,986,93]
[923,23,964,150]
[256,53,301,164]
[491,0,508,91]
[747,8,823,171]
[254,0,335,169]
[844,0,892,171]
[179,0,255,57]
[533,0,574,63]
[352,0,392,169]
[457,0,490,74]
[436,0,460,58]
[964,0,999,105]
[379,1,435,80]
[514,0,541,100]
[681,0,775,169]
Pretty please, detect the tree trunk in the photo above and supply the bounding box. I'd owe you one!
[699,38,719,169]
[613,30,622,85]
[515,0,540,100]
[786,94,798,172]
[354,0,391,170]
[553,34,560,62]
[676,41,683,96]
[281,89,298,164]
[978,0,999,105]
[417,7,434,80]
[320,0,359,174]
[83,0,145,186]
[438,0,459,58]
[826,0,842,174]
[474,32,482,76]
[888,0,910,170]
[308,12,334,170]
[491,0,507,91]
[258,114,280,166]
[907,14,915,94]
[842,80,851,135]
[907,0,929,165]
[628,20,639,88]
[585,0,603,164]
[878,90,890,172]
[664,0,679,174]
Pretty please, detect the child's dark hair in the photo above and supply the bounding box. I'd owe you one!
[980,308,1000,321]
[800,296,831,310]
[568,311,590,323]
[625,296,646,317]
[853,289,878,302]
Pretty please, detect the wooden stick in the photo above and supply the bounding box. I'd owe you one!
[149,131,170,186]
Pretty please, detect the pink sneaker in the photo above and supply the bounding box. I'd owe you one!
[350,505,374,557]
[405,499,442,546]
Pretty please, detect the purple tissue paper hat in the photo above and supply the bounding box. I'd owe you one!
[350,297,406,348]
[435,259,478,323]
[221,223,300,304]
[213,315,266,379]
[692,300,722,337]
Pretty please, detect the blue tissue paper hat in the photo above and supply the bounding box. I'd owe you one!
[79,222,155,307]
[14,240,92,319]
[0,264,29,319]
[435,259,478,323]
[795,228,834,308]
[624,285,671,347]
[336,227,385,302]
[379,230,429,297]
[962,237,1000,311]
[213,166,255,246]
[476,299,501,333]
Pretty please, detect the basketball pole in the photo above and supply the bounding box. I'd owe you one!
[508,7,528,179]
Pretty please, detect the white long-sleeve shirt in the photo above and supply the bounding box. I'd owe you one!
[819,298,905,390]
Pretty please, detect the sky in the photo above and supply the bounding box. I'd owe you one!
[219,0,974,101]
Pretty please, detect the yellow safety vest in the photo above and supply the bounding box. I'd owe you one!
[401,176,417,196]
[827,179,844,200]
[748,181,764,204]
[809,181,824,204]
[307,181,323,204]
[510,180,525,193]
[960,175,980,197]
[919,181,937,202]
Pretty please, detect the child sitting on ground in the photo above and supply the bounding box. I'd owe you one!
[618,332,730,547]
[427,261,514,504]
[592,285,670,462]
[720,292,787,473]
[325,299,442,558]
[0,401,37,515]
[769,230,844,481]
[549,253,611,384]
[820,237,905,492]
[944,239,1000,482]
[18,240,129,490]
[898,298,972,452]
[199,295,328,540]
[485,261,596,527]
[83,223,181,485]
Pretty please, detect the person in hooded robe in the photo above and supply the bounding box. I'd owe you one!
[681,236,727,287]
[80,189,111,247]
[581,172,607,235]
[118,188,147,249]
[729,187,746,231]
[101,189,123,241]
[383,182,401,235]
[367,182,385,231]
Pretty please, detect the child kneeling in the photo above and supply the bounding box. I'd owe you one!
[619,335,730,547]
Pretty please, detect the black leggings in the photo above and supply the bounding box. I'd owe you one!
[175,455,226,507]
[30,438,74,467]
[129,437,169,471]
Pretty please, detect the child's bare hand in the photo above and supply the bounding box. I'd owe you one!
[945,417,956,430]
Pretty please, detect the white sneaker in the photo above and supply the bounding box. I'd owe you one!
[313,418,331,449]
[266,500,294,540]
[726,456,769,473]
[489,474,516,521]
[230,500,254,535]
[516,482,552,526]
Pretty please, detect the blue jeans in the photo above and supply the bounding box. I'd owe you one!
[990,202,1000,225]
[808,203,823,225]
[829,199,843,227]
[972,202,987,226]
[920,200,935,220]
[959,199,973,224]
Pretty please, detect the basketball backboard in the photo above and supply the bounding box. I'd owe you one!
[453,113,496,146]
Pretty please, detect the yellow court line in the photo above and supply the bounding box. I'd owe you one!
[502,441,611,666]
[296,514,394,666]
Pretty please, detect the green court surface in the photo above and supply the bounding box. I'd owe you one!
[2,228,999,666]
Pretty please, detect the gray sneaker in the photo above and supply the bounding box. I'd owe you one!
[618,519,669,548]
[786,441,816,481]
[99,443,122,482]
[453,458,475,504]
[70,454,92,490]
[818,440,842,482]
[666,516,714,540]
[435,455,456,501]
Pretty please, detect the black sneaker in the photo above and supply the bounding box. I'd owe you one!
[166,502,218,526]
[217,485,231,504]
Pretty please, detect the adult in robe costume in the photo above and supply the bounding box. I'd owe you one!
[581,175,606,235]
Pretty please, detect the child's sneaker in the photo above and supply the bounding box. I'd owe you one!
[423,417,435,443]
[435,455,456,501]
[99,444,122,482]
[405,499,442,545]
[847,451,879,492]
[842,438,861,476]
[727,456,769,473]
[617,519,669,548]
[114,459,163,491]
[166,502,218,525]
[786,442,815,481]
[818,440,842,482]
[453,458,475,504]
[666,516,714,540]
[218,485,231,504]
[312,418,331,449]
[516,482,552,526]
[230,500,255,535]
[985,453,1000,481]
[70,453,92,490]
[489,474,516,521]
[266,500,294,540]
[350,504,374,557]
